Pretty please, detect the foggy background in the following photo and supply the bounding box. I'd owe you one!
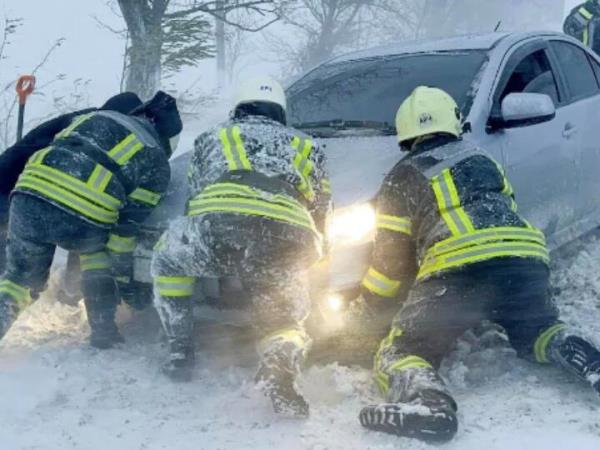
[0,0,578,148]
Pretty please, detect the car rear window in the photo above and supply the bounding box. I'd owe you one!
[287,51,488,133]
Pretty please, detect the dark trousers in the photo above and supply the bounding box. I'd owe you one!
[0,194,118,334]
[375,257,561,402]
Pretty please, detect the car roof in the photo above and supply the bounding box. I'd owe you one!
[326,31,564,64]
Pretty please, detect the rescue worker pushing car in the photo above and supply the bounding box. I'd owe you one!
[356,86,600,443]
[151,76,332,417]
[0,92,144,273]
[0,91,182,349]
[564,0,600,53]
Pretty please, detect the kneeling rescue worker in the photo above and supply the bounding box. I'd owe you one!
[357,86,600,443]
[564,0,600,54]
[151,76,331,417]
[0,91,182,349]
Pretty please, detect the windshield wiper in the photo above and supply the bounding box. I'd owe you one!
[294,119,396,135]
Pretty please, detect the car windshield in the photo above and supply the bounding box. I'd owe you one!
[287,51,488,137]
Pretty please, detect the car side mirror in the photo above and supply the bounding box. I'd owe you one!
[500,93,556,128]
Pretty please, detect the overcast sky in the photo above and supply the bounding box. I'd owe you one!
[0,0,583,126]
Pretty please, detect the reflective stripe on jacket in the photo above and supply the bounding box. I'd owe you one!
[361,136,549,300]
[187,117,330,235]
[14,111,168,226]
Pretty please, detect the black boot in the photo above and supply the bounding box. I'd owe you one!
[554,335,600,395]
[256,346,309,418]
[83,276,123,350]
[0,295,19,339]
[162,343,195,382]
[359,389,458,443]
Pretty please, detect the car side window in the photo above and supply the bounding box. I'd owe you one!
[499,49,560,106]
[550,41,598,100]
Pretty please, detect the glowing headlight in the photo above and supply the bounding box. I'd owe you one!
[328,203,376,247]
[325,294,344,312]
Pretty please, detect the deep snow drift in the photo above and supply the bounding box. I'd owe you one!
[1,235,600,450]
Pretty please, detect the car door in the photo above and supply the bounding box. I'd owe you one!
[548,39,600,235]
[489,41,580,244]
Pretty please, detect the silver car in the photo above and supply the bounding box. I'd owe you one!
[135,31,600,335]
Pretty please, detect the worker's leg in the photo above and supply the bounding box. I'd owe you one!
[497,260,600,395]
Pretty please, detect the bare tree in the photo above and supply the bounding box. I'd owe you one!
[113,0,285,99]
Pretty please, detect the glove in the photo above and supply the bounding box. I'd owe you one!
[345,294,396,339]
[118,279,153,311]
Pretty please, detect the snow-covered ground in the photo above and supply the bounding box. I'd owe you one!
[1,234,600,450]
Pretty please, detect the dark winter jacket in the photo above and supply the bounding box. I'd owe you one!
[188,115,332,241]
[13,110,171,234]
[361,136,549,303]
[0,92,142,196]
[564,1,600,52]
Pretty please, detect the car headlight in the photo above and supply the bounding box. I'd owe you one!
[328,203,376,247]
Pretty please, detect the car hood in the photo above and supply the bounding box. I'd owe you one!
[142,135,401,231]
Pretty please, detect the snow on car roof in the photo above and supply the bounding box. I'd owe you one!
[327,31,558,64]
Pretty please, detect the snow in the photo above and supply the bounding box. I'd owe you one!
[1,232,600,449]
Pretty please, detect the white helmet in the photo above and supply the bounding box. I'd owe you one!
[233,76,287,113]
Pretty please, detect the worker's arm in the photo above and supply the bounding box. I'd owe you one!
[108,146,171,306]
[360,163,418,310]
[308,140,333,245]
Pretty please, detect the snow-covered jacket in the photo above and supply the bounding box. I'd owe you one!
[564,1,600,52]
[13,110,171,233]
[361,136,549,302]
[187,115,332,239]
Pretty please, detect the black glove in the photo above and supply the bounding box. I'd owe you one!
[118,280,153,311]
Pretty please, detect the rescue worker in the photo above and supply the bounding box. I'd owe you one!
[0,92,144,273]
[0,91,182,349]
[564,0,600,53]
[356,86,600,443]
[151,76,331,417]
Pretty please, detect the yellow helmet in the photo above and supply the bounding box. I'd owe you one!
[395,86,462,145]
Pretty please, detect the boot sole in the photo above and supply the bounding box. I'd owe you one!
[359,403,458,443]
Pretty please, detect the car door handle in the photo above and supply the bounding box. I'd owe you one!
[562,123,577,139]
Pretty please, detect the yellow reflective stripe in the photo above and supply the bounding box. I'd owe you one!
[16,175,119,224]
[231,126,252,170]
[106,234,136,253]
[580,6,593,20]
[292,136,315,201]
[199,186,305,211]
[55,113,94,139]
[22,164,121,210]
[362,266,401,298]
[432,169,475,237]
[259,327,308,353]
[534,323,567,363]
[374,327,404,371]
[29,147,52,165]
[219,128,237,170]
[129,188,162,206]
[156,276,195,297]
[80,252,111,271]
[87,165,113,192]
[584,27,590,46]
[189,197,315,231]
[108,133,144,165]
[376,214,412,235]
[203,182,255,196]
[322,178,331,194]
[116,276,131,284]
[388,355,433,372]
[418,241,550,280]
[428,226,546,257]
[0,280,30,308]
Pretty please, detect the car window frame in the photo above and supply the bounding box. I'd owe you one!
[547,38,600,105]
[490,40,566,121]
